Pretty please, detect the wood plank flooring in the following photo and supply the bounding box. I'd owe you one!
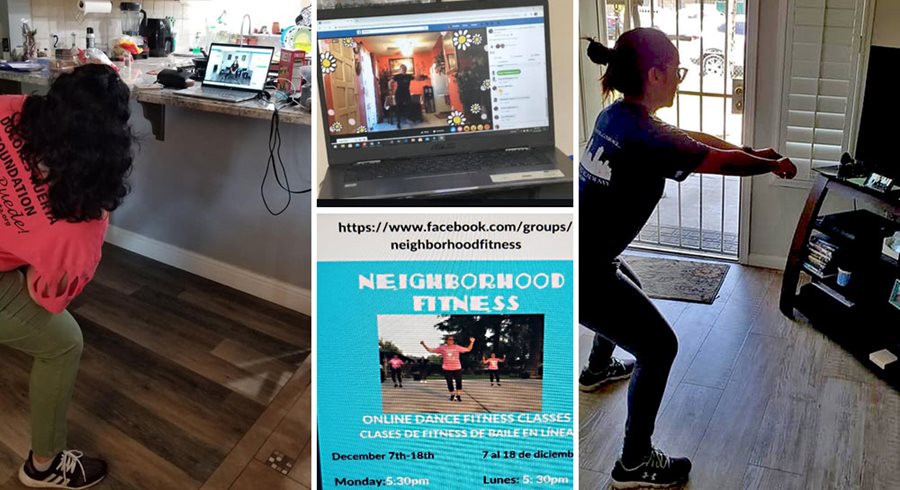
[0,244,311,489]
[579,260,900,489]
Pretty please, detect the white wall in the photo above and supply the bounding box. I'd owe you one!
[25,0,304,55]
[872,0,900,48]
[315,0,575,190]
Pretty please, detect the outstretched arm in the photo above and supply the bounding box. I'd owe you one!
[686,130,786,160]
[420,340,436,353]
[685,131,741,150]
[463,337,476,353]
[695,148,797,178]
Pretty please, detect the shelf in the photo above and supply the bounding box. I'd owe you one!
[782,174,900,391]
[809,281,855,308]
[795,286,900,390]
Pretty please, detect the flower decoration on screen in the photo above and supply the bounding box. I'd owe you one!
[481,79,491,91]
[320,52,337,74]
[472,33,483,45]
[452,30,472,51]
[448,111,466,127]
[329,122,343,133]
[356,126,367,133]
[470,103,482,114]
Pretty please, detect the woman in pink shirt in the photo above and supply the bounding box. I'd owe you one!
[482,353,506,387]
[388,354,405,388]
[420,335,475,402]
[0,64,134,489]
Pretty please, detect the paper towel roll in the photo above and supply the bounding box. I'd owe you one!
[77,1,113,14]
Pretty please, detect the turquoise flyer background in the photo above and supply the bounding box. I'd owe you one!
[318,260,573,488]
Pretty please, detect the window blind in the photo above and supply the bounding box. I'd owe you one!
[780,0,865,180]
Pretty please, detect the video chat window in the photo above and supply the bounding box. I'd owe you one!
[206,47,271,89]
[319,29,496,137]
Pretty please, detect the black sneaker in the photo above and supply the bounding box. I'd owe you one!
[610,447,691,489]
[449,394,455,401]
[455,395,462,402]
[579,357,635,392]
[19,450,107,489]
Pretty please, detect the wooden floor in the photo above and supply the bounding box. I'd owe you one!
[0,244,312,489]
[579,261,900,489]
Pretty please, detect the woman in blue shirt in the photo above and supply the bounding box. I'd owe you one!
[579,28,796,489]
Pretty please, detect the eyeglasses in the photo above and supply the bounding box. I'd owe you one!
[677,67,688,83]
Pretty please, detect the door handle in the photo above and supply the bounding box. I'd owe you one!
[732,79,744,114]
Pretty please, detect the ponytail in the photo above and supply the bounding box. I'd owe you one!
[582,28,677,101]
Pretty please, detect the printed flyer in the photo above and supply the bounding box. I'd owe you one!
[317,214,573,488]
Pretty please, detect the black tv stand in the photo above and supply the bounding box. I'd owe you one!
[780,170,900,390]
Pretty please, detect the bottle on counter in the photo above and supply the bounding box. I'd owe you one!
[123,51,133,80]
[86,27,96,49]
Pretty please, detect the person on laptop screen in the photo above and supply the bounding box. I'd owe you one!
[387,64,428,129]
[578,28,797,489]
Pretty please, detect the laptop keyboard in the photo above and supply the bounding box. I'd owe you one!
[345,150,547,182]
[199,87,255,100]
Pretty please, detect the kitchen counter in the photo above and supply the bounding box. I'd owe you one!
[0,57,190,88]
[0,67,50,86]
[134,88,309,140]
[0,57,310,139]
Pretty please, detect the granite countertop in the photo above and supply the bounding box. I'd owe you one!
[0,67,50,85]
[0,57,193,88]
[1,57,310,125]
[134,88,310,125]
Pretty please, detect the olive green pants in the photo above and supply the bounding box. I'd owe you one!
[0,270,83,457]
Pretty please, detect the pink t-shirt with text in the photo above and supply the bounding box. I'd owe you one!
[486,358,501,370]
[388,358,404,369]
[0,95,108,314]
[434,344,467,370]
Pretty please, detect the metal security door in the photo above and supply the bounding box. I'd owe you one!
[603,0,747,258]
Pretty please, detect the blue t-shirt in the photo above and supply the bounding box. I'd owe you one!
[579,99,710,266]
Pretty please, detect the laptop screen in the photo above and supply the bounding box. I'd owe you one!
[204,44,274,91]
[318,2,550,153]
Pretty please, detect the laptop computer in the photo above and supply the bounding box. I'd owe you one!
[174,43,274,103]
[317,0,572,203]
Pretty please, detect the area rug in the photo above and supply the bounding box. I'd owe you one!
[621,255,730,304]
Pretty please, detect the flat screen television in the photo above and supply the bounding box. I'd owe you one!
[855,45,900,181]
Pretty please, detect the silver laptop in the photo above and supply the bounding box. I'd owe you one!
[174,43,274,102]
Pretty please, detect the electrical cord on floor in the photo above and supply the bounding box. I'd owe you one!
[262,106,311,216]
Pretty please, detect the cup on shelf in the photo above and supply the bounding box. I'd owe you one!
[837,267,852,287]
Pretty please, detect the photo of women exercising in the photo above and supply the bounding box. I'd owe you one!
[420,336,474,402]
[0,64,134,489]
[482,353,506,387]
[579,28,796,489]
[388,354,405,388]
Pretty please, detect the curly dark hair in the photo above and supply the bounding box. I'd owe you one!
[12,63,134,223]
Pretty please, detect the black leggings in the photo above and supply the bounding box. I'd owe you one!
[582,257,678,461]
[444,369,462,392]
[390,368,402,384]
[489,371,500,383]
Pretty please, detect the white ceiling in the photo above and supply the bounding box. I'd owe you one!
[360,32,443,57]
